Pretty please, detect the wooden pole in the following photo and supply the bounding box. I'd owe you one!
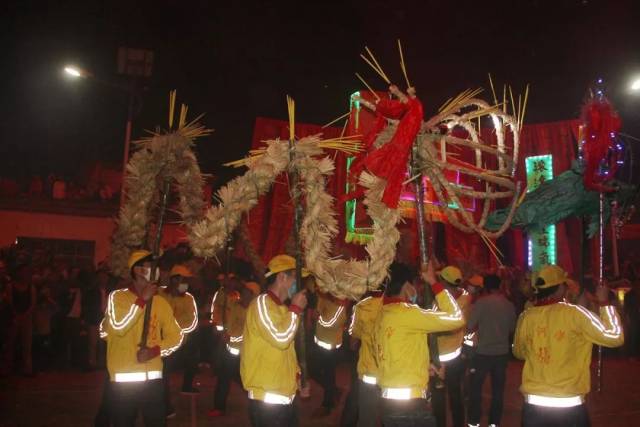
[140,178,171,348]
[289,139,308,389]
[412,144,443,388]
[221,229,234,332]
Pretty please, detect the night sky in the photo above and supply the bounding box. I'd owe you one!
[1,0,639,187]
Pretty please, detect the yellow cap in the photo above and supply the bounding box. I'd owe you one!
[535,265,568,289]
[244,281,261,296]
[170,264,193,278]
[468,275,484,288]
[265,254,310,278]
[128,250,152,271]
[440,266,463,285]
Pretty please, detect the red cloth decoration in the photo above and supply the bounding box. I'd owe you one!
[345,97,424,209]
[582,99,621,192]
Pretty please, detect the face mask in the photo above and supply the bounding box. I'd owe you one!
[409,293,418,304]
[287,280,298,299]
[142,267,158,282]
[177,283,189,293]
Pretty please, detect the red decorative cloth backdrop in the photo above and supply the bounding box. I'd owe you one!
[243,116,581,274]
[239,117,345,264]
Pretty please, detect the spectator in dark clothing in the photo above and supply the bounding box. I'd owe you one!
[466,274,516,427]
[2,264,36,376]
[61,267,83,368]
[33,282,57,372]
[83,269,108,370]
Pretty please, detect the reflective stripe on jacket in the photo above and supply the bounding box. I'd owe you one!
[375,285,465,398]
[315,292,349,349]
[513,302,623,398]
[240,292,300,402]
[349,295,383,380]
[100,288,183,382]
[436,289,471,361]
[158,288,198,334]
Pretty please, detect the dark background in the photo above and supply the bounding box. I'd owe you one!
[1,0,639,187]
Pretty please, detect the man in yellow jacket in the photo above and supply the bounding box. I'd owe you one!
[240,254,308,426]
[210,274,239,333]
[348,289,384,426]
[513,265,624,427]
[99,250,183,427]
[210,281,261,417]
[310,290,350,417]
[431,265,471,427]
[158,264,199,418]
[375,262,465,426]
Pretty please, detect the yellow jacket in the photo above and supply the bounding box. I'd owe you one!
[240,291,301,403]
[436,288,471,361]
[349,293,383,381]
[375,285,465,399]
[210,288,239,331]
[100,288,183,382]
[513,301,623,398]
[158,287,198,334]
[226,300,248,354]
[315,292,349,350]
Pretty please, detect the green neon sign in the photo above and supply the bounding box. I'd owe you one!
[525,154,556,269]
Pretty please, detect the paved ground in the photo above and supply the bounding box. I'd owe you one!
[2,357,640,426]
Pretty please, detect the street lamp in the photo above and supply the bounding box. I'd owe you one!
[64,66,83,78]
[61,48,153,207]
[631,77,640,92]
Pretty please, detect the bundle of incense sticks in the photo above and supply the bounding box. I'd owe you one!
[438,88,484,116]
[138,90,211,144]
[489,74,530,130]
[360,46,390,84]
[224,135,362,168]
[287,95,295,141]
[397,39,411,88]
[322,111,351,128]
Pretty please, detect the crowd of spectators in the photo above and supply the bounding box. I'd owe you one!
[0,173,117,202]
[0,243,228,378]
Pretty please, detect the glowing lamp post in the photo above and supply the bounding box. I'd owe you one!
[64,66,82,78]
[62,48,153,207]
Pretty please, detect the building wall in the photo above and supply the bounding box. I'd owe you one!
[0,210,187,265]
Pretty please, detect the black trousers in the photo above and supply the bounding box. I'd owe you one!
[311,343,339,409]
[431,354,465,427]
[381,398,436,427]
[248,399,298,427]
[94,371,112,427]
[339,358,359,427]
[162,333,198,412]
[175,333,199,389]
[467,353,509,426]
[357,380,381,427]
[213,347,241,411]
[111,379,166,427]
[522,403,590,427]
